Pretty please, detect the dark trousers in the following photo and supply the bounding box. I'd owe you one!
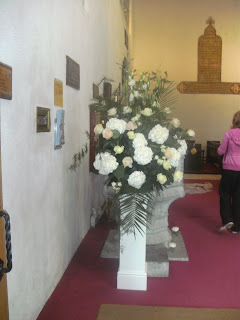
[219,169,240,229]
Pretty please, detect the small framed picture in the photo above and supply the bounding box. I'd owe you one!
[54,110,65,149]
[36,107,51,133]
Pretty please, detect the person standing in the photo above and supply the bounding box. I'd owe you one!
[218,111,240,234]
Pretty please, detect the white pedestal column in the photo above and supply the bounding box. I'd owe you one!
[117,224,147,291]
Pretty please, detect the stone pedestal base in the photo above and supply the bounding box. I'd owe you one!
[101,229,188,278]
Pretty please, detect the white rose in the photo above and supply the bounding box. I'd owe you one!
[165,148,173,159]
[123,106,132,114]
[126,121,137,131]
[107,107,117,116]
[114,145,124,154]
[171,118,180,128]
[157,173,167,184]
[128,171,146,189]
[174,170,183,182]
[122,157,133,168]
[141,107,153,117]
[163,160,171,170]
[187,129,195,137]
[127,131,135,140]
[157,159,164,165]
[94,124,103,135]
[102,128,113,140]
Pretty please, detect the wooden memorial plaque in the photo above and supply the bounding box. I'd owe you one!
[93,83,99,99]
[54,78,63,107]
[66,56,80,90]
[103,82,112,98]
[0,62,12,100]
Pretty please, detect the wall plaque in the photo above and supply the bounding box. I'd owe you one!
[54,78,63,107]
[177,17,240,95]
[0,62,12,100]
[93,83,99,99]
[36,107,51,133]
[66,56,80,90]
[103,82,112,98]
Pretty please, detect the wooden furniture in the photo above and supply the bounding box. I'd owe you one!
[206,141,222,169]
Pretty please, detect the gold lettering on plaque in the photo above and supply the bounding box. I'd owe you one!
[0,62,12,100]
[54,78,63,107]
[177,17,240,95]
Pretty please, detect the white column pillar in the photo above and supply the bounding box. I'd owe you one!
[117,224,147,291]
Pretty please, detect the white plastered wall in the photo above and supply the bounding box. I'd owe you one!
[0,0,129,319]
[132,0,240,150]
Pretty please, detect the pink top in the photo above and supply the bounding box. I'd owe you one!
[217,128,240,171]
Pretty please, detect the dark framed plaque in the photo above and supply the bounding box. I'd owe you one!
[103,82,112,98]
[0,62,12,100]
[36,107,51,133]
[66,56,80,90]
[93,83,99,99]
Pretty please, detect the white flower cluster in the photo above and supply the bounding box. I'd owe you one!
[166,148,181,168]
[93,152,119,175]
[177,139,187,156]
[148,124,169,144]
[132,133,148,149]
[106,118,127,134]
[128,171,146,189]
[133,146,153,165]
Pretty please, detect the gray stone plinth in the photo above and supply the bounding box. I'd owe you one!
[101,229,188,277]
[146,245,169,277]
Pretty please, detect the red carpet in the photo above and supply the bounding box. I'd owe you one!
[37,179,240,320]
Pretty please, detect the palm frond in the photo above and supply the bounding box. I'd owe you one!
[119,192,156,236]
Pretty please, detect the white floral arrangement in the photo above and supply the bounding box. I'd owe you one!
[90,68,195,234]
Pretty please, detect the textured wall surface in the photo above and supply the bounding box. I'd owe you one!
[132,0,240,149]
[0,0,128,319]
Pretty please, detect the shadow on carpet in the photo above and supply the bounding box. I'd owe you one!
[97,304,240,320]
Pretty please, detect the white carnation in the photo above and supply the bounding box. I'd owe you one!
[132,133,148,149]
[106,118,127,134]
[128,171,146,189]
[148,124,169,144]
[133,146,153,165]
[177,139,187,156]
[93,152,119,175]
